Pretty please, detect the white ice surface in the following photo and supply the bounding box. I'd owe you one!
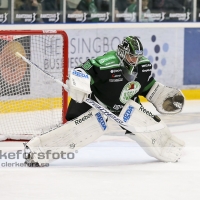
[0,100,200,200]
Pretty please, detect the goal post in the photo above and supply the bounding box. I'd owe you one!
[0,30,68,141]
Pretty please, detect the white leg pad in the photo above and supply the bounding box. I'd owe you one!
[127,125,185,162]
[119,100,185,162]
[26,108,109,165]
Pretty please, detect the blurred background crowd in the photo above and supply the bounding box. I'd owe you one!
[0,0,200,23]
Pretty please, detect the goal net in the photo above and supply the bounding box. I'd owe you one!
[0,30,68,141]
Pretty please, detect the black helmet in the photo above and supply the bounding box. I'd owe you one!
[117,36,143,74]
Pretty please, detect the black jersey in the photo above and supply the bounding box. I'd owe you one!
[75,50,156,113]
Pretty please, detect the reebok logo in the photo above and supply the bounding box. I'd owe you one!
[139,105,154,118]
[74,112,93,125]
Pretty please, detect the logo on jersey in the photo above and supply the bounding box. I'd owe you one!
[119,81,141,104]
[95,112,107,130]
[110,69,122,73]
[82,61,92,70]
[123,106,135,122]
[141,64,151,68]
[111,74,121,78]
[109,78,123,82]
[113,104,124,110]
[109,71,122,82]
[142,69,152,73]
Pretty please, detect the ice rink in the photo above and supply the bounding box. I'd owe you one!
[0,100,200,200]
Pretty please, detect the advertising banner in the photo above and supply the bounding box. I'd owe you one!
[184,28,200,85]
[0,0,10,24]
[66,27,184,88]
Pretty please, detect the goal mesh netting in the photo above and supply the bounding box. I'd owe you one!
[0,30,68,141]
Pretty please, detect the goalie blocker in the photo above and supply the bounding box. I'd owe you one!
[25,100,185,166]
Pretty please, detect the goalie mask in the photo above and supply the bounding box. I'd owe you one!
[117,36,143,75]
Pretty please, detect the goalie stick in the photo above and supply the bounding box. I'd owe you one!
[15,52,165,134]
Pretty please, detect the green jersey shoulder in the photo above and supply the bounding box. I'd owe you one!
[137,56,152,66]
[82,51,120,71]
